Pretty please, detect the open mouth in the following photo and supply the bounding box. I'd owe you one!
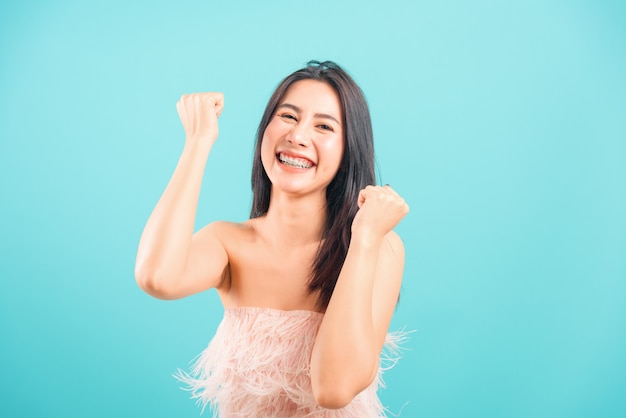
[277,152,314,169]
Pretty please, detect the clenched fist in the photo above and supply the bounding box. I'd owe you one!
[176,92,224,151]
[352,185,409,241]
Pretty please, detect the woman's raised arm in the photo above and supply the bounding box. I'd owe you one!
[134,93,228,300]
[310,185,409,408]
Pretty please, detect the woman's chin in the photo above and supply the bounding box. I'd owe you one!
[270,180,326,198]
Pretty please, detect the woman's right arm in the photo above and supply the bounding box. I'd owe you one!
[134,93,228,300]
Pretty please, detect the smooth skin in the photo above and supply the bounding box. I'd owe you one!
[135,80,409,409]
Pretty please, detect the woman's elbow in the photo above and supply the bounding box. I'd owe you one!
[312,384,355,409]
[311,370,376,409]
[134,269,178,300]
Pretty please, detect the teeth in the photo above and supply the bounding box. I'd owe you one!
[278,153,313,169]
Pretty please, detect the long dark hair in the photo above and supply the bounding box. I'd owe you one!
[250,60,376,310]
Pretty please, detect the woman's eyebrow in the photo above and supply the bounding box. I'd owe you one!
[278,103,341,126]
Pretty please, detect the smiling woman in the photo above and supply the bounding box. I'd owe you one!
[261,80,345,207]
[134,61,410,417]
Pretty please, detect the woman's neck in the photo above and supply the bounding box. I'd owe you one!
[262,190,327,247]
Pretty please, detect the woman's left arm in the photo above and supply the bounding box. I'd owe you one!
[310,185,409,409]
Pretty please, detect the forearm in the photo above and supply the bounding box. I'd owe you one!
[135,143,210,288]
[310,233,382,406]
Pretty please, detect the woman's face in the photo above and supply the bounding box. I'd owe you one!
[261,79,344,197]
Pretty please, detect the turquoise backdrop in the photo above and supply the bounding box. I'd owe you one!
[1,1,625,417]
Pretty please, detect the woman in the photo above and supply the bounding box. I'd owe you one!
[135,61,409,417]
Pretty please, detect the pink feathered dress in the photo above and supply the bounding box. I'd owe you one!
[176,307,403,418]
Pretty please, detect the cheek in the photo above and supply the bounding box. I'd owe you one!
[261,118,290,160]
[337,139,345,164]
[263,118,283,140]
[319,137,344,172]
[261,123,277,153]
[260,134,272,168]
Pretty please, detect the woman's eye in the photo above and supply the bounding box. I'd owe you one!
[319,124,333,132]
[280,113,296,121]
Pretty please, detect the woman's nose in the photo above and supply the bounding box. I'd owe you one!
[286,124,311,147]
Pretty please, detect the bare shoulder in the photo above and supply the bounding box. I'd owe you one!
[195,220,261,259]
[197,220,255,240]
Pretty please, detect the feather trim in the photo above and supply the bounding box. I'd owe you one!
[175,307,408,417]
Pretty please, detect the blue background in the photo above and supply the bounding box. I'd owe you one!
[1,1,625,417]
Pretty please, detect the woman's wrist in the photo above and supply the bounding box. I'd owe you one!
[350,227,384,251]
